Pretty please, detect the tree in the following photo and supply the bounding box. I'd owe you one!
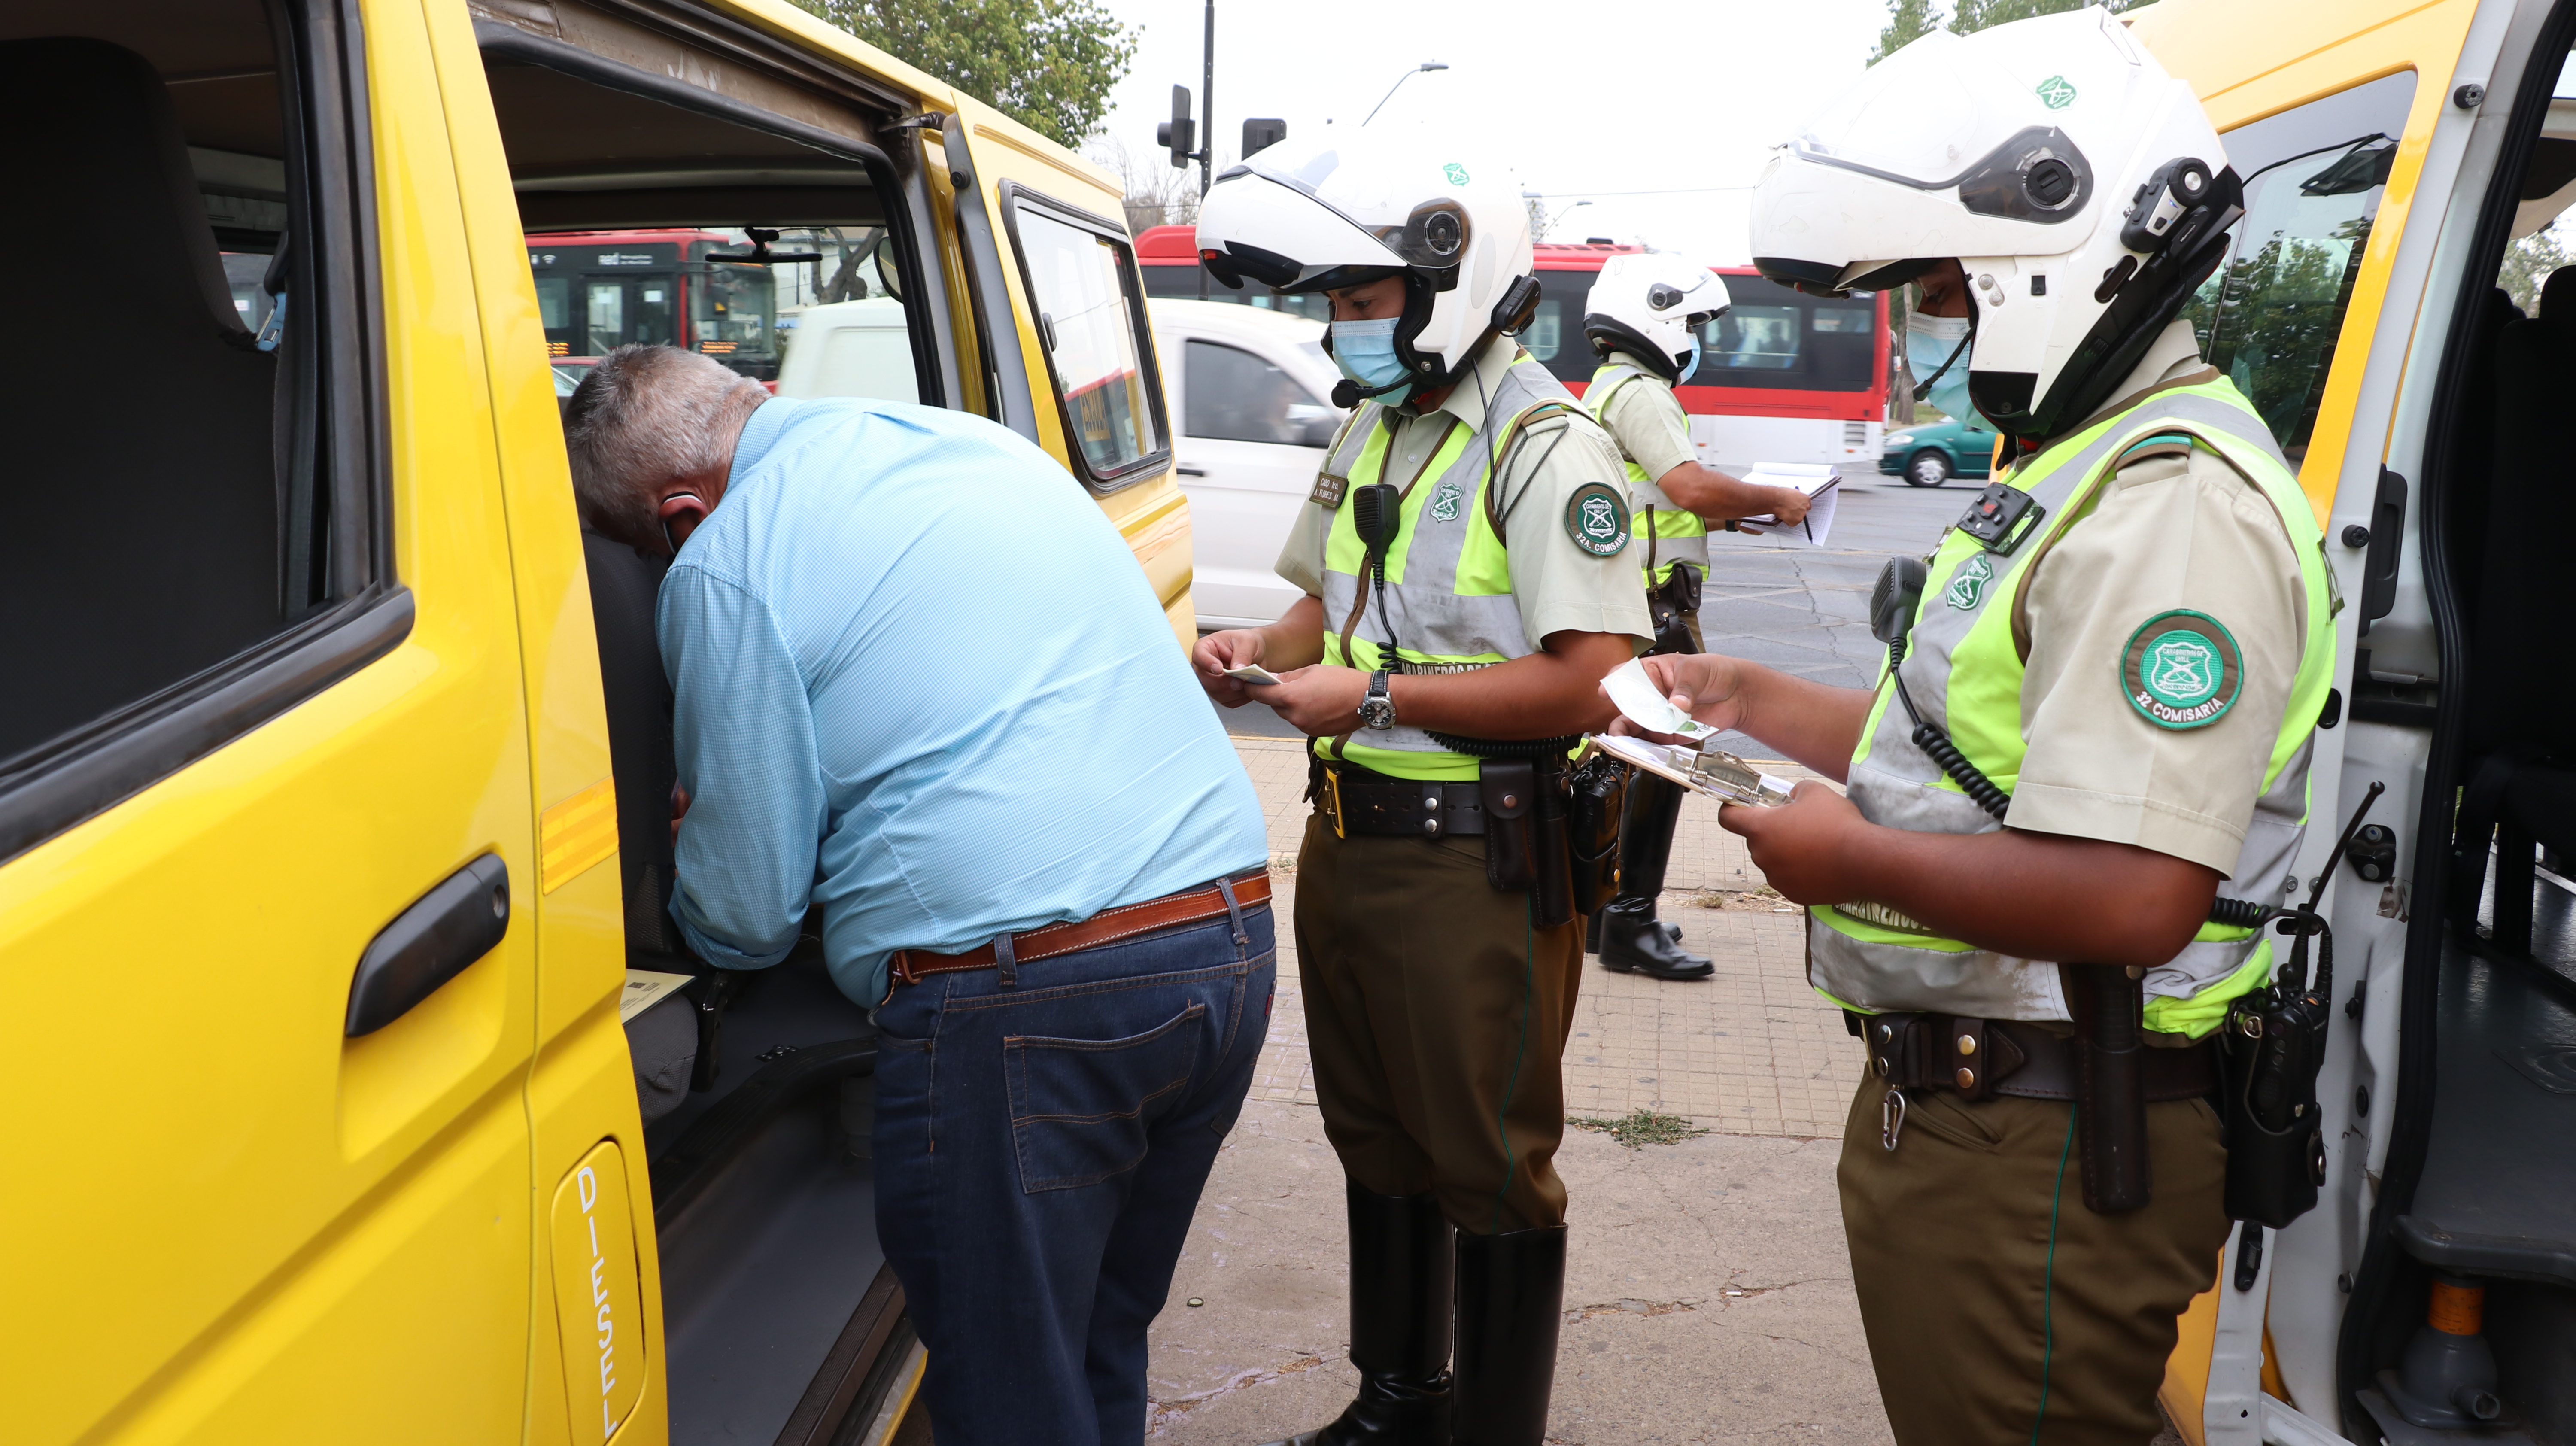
[1869,0,2138,64]
[791,0,1137,148]
[1088,134,1201,237]
[2500,225,2576,315]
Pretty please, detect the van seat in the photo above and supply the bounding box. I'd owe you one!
[2454,267,2576,950]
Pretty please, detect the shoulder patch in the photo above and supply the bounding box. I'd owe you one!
[2121,609,2242,729]
[1564,481,1631,557]
[1945,553,1996,611]
[1309,472,1349,508]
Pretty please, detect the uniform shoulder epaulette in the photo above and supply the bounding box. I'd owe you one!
[2113,431,2198,469]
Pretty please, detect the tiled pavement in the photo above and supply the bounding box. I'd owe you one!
[1230,735,1858,1141]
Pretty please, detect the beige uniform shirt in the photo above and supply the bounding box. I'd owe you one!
[2004,321,2311,876]
[1274,337,1654,650]
[1594,350,1698,485]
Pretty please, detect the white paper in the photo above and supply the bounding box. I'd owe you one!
[1223,664,1284,686]
[1601,657,1722,741]
[1736,463,1841,548]
[621,969,693,1024]
[1586,733,1798,807]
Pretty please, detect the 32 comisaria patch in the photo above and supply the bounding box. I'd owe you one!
[2122,609,2242,729]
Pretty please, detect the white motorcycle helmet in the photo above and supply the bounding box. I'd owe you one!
[1747,8,2242,444]
[1584,252,1731,384]
[1194,126,1540,405]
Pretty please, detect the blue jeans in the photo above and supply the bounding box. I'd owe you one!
[872,900,1275,1446]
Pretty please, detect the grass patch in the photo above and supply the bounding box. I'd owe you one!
[1690,886,1796,913]
[1567,1108,1711,1149]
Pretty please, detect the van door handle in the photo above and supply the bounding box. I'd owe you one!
[346,855,511,1036]
[1176,465,1206,477]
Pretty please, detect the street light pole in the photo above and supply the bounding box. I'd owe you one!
[1362,61,1449,126]
[1198,0,1213,298]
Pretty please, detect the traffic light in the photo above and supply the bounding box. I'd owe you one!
[1156,85,1196,170]
[1242,118,1286,157]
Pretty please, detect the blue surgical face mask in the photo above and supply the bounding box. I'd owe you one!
[1674,334,1702,385]
[1329,317,1413,406]
[1905,311,1985,430]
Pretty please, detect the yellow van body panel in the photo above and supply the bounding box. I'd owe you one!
[0,4,546,1440]
[416,2,674,1442]
[2130,0,2477,526]
[2129,3,2482,1437]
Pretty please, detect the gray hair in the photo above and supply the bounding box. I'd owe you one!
[564,345,770,544]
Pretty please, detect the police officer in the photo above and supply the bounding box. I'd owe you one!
[1189,127,1652,1446]
[1625,14,2334,1442]
[1580,252,1813,980]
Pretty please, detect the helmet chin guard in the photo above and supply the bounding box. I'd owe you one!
[1747,8,2242,446]
[1195,126,1537,401]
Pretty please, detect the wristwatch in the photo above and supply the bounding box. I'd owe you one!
[1357,668,1396,730]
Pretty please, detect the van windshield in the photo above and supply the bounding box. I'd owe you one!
[2184,71,2419,461]
[527,226,882,383]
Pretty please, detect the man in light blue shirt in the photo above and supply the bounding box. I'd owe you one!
[564,345,1270,1446]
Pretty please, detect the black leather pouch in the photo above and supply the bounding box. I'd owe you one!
[1567,755,1629,916]
[1479,759,1537,892]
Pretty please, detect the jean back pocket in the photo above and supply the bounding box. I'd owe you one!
[1005,1002,1205,1193]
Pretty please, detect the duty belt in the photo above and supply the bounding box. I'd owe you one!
[1851,1012,2216,1104]
[1310,757,1487,838]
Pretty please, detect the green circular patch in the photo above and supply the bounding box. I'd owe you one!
[1564,482,1631,558]
[2120,609,2242,729]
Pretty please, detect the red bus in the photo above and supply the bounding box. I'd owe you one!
[526,228,783,380]
[1136,226,1889,470]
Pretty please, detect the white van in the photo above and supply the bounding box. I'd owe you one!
[1150,299,1345,629]
[778,296,918,405]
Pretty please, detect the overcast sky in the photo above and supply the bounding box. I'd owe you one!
[1089,0,1897,263]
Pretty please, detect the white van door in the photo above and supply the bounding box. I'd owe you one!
[1168,332,1340,628]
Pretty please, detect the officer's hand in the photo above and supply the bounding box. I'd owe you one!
[1603,653,1751,740]
[1261,664,1370,736]
[1716,780,1864,903]
[1192,628,1267,708]
[1764,487,1812,527]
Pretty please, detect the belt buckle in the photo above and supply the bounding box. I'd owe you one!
[1325,767,1346,840]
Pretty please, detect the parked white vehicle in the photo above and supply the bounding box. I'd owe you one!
[776,295,917,404]
[1150,299,1345,629]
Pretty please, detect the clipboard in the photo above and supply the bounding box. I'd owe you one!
[1578,733,1798,807]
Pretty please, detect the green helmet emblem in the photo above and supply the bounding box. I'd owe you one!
[2121,610,2243,729]
[1944,553,1996,611]
[2035,75,2077,110]
[1443,162,1470,186]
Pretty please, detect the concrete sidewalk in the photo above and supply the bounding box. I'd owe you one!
[1141,737,1893,1443]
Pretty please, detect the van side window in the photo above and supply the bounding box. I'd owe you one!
[1184,340,1334,447]
[1005,192,1170,487]
[2184,70,2420,461]
[0,0,383,841]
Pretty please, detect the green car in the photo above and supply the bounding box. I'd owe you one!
[1878,416,1998,486]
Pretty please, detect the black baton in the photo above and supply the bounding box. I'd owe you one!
[2063,961,2151,1213]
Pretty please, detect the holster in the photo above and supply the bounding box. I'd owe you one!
[2215,915,2332,1228]
[1567,754,1630,917]
[2061,962,2152,1214]
[1476,757,1576,927]
[1479,761,1537,893]
[1647,562,1703,657]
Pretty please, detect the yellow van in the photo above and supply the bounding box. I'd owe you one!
[0,2,1185,1441]
[2119,0,2576,1440]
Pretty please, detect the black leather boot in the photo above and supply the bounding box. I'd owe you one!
[1596,773,1712,980]
[1255,1182,1453,1446]
[1450,1225,1568,1446]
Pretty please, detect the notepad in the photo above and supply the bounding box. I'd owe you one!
[1736,464,1841,547]
[621,969,693,1023]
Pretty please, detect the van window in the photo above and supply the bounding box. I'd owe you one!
[0,0,376,793]
[1008,195,1168,484]
[2184,70,2419,460]
[1185,340,1334,446]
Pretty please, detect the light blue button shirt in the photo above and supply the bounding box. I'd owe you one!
[659,397,1267,1006]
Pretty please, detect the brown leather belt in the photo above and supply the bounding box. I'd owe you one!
[1852,1012,2216,1103]
[888,869,1272,989]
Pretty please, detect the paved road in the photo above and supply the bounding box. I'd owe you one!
[1206,472,1975,754]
